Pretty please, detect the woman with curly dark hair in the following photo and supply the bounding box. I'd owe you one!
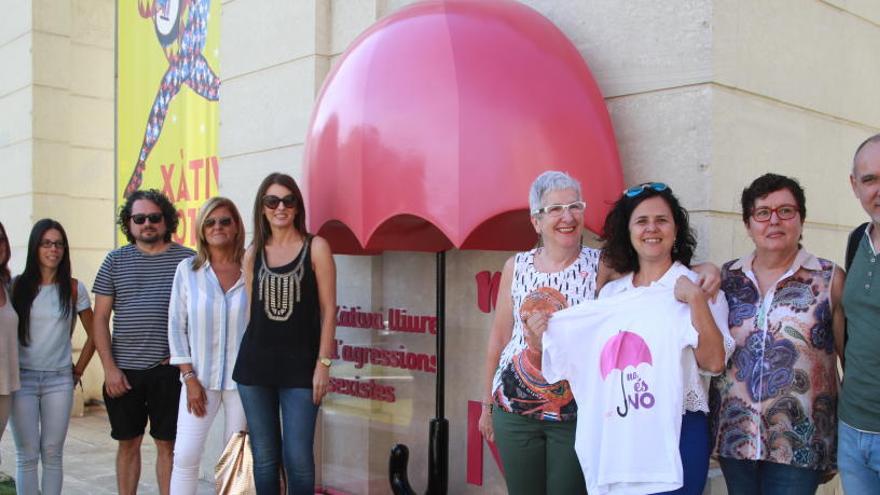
[598,182,732,495]
[710,173,844,494]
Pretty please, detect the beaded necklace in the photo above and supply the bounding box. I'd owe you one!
[257,236,309,321]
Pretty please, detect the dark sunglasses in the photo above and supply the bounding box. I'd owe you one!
[262,194,297,209]
[131,213,164,225]
[623,182,669,198]
[204,216,234,228]
[39,240,66,249]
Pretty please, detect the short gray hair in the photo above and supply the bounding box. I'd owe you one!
[854,133,880,173]
[529,171,582,214]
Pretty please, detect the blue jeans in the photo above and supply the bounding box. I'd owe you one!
[718,457,821,495]
[838,421,880,494]
[237,384,318,495]
[655,411,709,495]
[10,369,74,495]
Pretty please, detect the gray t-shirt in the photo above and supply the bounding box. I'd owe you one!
[19,280,90,371]
[93,243,195,370]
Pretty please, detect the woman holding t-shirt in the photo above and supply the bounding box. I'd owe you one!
[597,183,732,495]
[10,219,96,495]
[480,172,722,495]
[233,173,336,495]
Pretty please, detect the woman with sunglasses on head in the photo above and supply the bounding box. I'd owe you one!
[167,197,249,494]
[710,174,844,495]
[596,182,733,495]
[10,219,96,495]
[233,173,336,495]
[0,221,18,468]
[479,172,722,494]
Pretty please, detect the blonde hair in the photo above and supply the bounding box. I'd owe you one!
[192,197,245,270]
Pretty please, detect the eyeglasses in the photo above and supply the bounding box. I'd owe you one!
[532,200,586,217]
[751,204,799,222]
[204,216,233,228]
[131,213,164,225]
[623,182,668,198]
[39,240,66,249]
[262,195,297,210]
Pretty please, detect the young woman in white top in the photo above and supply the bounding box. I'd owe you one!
[168,197,249,494]
[597,183,733,495]
[10,219,96,495]
[0,221,19,467]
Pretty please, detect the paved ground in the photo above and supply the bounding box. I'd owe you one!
[0,404,214,494]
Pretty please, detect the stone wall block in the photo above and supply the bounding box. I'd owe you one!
[0,34,32,97]
[714,0,880,128]
[70,44,113,98]
[711,86,869,227]
[607,85,713,210]
[0,140,33,197]
[71,0,114,48]
[33,0,70,36]
[220,58,316,157]
[68,94,113,149]
[32,31,71,89]
[0,86,34,146]
[222,0,320,79]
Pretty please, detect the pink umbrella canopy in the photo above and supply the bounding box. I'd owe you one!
[304,0,623,254]
[600,331,653,379]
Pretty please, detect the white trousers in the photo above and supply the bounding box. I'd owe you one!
[169,388,247,495]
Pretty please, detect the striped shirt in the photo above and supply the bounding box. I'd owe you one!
[168,258,247,390]
[93,243,195,370]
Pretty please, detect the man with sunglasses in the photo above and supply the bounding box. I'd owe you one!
[91,189,195,495]
[839,134,880,495]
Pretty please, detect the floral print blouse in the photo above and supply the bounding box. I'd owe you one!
[710,249,838,472]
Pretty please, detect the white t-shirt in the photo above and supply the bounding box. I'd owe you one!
[543,285,698,495]
[598,262,733,413]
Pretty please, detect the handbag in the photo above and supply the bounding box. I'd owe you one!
[215,431,255,494]
[215,430,288,494]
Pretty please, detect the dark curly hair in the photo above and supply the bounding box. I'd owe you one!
[740,173,806,224]
[117,189,179,244]
[601,185,696,274]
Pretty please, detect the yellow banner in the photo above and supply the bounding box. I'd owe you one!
[116,0,220,248]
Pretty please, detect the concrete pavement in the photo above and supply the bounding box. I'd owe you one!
[0,403,214,494]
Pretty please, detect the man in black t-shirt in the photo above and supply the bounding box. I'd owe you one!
[92,189,194,495]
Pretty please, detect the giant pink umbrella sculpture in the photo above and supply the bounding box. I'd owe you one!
[304,1,623,493]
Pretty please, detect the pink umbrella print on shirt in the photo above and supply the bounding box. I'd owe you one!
[600,331,653,418]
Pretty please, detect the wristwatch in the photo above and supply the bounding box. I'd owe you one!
[318,356,332,367]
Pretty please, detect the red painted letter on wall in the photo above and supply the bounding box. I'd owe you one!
[475,271,502,313]
[467,400,504,485]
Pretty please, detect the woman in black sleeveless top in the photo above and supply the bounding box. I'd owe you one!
[233,173,337,495]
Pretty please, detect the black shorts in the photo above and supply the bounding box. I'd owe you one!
[103,364,181,441]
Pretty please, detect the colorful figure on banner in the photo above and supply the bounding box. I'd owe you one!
[124,0,219,198]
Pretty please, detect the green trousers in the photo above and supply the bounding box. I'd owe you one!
[492,409,588,495]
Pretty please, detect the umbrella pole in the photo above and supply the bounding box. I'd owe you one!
[426,250,448,495]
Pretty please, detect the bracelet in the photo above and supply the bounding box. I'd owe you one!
[482,401,494,414]
[181,370,196,381]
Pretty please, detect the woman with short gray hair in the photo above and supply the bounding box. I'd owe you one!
[478,170,597,494]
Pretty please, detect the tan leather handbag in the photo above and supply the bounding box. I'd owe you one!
[215,431,287,494]
[215,431,255,494]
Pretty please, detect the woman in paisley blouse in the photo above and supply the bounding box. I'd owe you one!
[710,173,845,494]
